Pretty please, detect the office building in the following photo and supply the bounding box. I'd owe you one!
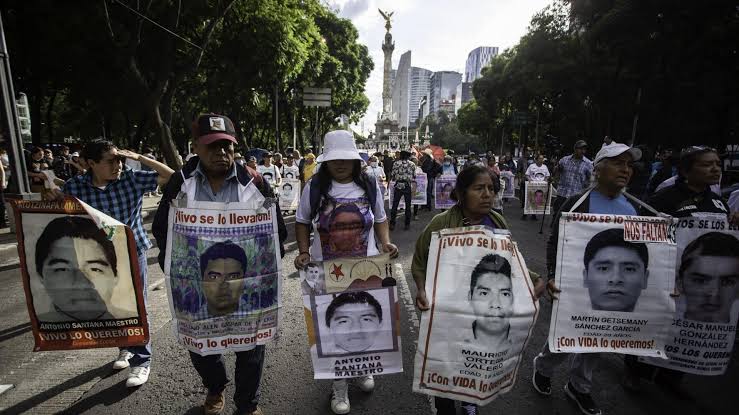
[409,66,432,125]
[429,71,462,116]
[464,46,498,82]
[391,51,412,127]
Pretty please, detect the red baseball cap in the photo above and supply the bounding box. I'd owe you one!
[193,114,238,145]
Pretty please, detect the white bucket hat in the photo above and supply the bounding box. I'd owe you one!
[594,142,642,165]
[316,130,362,163]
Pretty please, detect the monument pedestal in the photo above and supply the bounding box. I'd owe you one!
[375,118,401,152]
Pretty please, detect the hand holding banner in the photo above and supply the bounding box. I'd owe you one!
[548,213,677,357]
[12,198,148,351]
[413,226,539,405]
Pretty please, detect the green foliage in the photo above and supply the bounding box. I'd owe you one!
[472,0,739,154]
[2,0,373,159]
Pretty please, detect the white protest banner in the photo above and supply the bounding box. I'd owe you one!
[640,216,739,375]
[548,213,677,357]
[282,164,300,180]
[278,178,300,211]
[12,198,149,351]
[434,175,456,210]
[412,172,428,205]
[414,226,539,405]
[500,171,515,199]
[523,182,554,215]
[300,254,403,379]
[164,200,281,355]
[257,164,279,188]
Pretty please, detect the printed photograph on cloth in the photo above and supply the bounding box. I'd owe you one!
[500,171,515,199]
[316,198,373,261]
[278,178,300,211]
[641,215,739,375]
[13,198,148,351]
[414,226,539,406]
[301,254,403,379]
[434,175,456,210]
[165,202,281,355]
[412,173,428,205]
[548,213,677,357]
[523,182,554,215]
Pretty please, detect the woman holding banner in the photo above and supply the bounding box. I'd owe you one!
[294,130,398,415]
[411,165,546,415]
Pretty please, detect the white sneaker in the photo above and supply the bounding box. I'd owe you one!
[356,375,375,392]
[126,366,150,387]
[330,379,350,414]
[113,350,134,369]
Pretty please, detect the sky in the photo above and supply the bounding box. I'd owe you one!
[327,0,553,135]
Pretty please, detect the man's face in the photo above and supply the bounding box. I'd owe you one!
[534,191,544,205]
[329,302,381,352]
[44,151,53,161]
[285,157,294,166]
[470,273,513,335]
[411,181,418,194]
[681,256,739,323]
[88,148,123,183]
[306,265,321,283]
[329,210,364,255]
[281,185,292,198]
[32,150,44,161]
[584,246,648,312]
[263,156,272,166]
[42,237,117,320]
[202,258,246,317]
[574,148,585,158]
[196,139,235,175]
[685,152,722,187]
[597,153,633,189]
[536,155,544,166]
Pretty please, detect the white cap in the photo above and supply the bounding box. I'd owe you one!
[71,152,80,157]
[593,142,642,165]
[316,130,361,163]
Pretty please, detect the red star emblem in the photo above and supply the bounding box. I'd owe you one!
[330,264,345,281]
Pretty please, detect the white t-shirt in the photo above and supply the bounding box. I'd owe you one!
[258,164,281,187]
[282,164,300,180]
[525,163,550,182]
[296,180,387,262]
[365,166,386,181]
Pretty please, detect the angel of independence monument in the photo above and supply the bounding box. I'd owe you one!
[372,10,410,152]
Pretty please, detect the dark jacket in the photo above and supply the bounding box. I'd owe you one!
[152,156,288,271]
[647,180,730,218]
[545,190,642,279]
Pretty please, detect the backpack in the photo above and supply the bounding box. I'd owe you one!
[308,175,378,221]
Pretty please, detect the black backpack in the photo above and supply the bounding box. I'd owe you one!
[308,175,379,221]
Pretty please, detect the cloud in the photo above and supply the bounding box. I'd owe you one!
[335,0,371,19]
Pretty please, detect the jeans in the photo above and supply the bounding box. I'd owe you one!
[190,345,266,412]
[390,184,412,226]
[535,342,598,393]
[124,252,152,367]
[426,176,434,210]
[435,397,477,415]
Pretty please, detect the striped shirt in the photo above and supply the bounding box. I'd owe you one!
[556,155,592,198]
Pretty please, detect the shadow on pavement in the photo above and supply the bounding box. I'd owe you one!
[2,363,115,415]
[0,322,31,343]
[59,379,136,415]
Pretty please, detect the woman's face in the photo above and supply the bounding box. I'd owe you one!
[463,173,495,216]
[326,160,354,183]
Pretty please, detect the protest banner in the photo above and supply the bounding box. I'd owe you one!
[12,198,149,351]
[639,215,739,375]
[434,175,457,210]
[278,178,300,211]
[414,226,539,405]
[164,199,281,355]
[548,213,677,357]
[301,253,403,379]
[500,171,515,199]
[256,164,279,187]
[412,172,428,205]
[523,182,554,215]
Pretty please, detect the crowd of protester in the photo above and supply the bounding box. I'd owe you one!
[8,116,739,415]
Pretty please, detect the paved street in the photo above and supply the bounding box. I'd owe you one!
[0,198,736,415]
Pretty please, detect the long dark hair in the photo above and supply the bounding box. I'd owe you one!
[315,160,373,211]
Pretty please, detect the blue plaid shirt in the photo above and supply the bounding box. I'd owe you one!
[556,155,593,198]
[63,167,159,254]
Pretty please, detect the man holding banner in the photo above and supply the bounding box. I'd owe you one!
[533,142,644,415]
[153,114,287,415]
[63,138,174,387]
